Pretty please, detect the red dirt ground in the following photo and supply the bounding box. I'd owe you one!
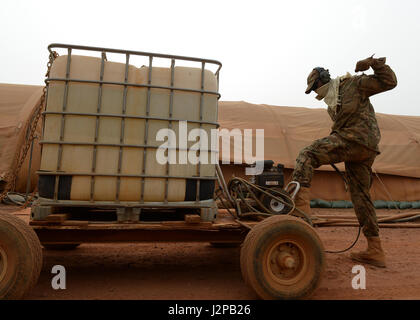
[2,205,420,300]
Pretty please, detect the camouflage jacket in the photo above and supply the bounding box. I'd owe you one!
[327,59,397,153]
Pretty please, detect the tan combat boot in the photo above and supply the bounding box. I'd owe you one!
[350,236,386,268]
[294,186,311,216]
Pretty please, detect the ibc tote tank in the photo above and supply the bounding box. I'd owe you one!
[38,44,221,208]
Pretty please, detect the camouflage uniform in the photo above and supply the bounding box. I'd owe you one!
[293,59,397,237]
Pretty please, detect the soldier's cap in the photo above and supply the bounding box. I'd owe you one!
[305,69,321,94]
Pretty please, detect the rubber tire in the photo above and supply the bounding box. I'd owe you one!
[209,241,242,248]
[43,243,81,250]
[0,213,42,299]
[0,213,43,291]
[259,188,293,215]
[240,215,324,300]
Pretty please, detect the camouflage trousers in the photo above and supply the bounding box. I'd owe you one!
[292,133,379,237]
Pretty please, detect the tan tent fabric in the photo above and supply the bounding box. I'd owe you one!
[218,101,420,201]
[218,101,420,178]
[220,164,420,201]
[0,83,43,192]
[1,83,419,201]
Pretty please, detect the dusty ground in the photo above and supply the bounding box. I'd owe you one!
[2,205,420,300]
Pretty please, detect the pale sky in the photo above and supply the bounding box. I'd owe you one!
[1,0,419,116]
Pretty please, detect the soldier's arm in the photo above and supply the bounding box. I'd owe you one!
[357,58,397,97]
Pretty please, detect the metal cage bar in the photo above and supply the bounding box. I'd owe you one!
[48,43,222,68]
[39,140,218,153]
[164,59,176,204]
[41,111,219,126]
[115,53,130,201]
[38,172,216,180]
[45,78,221,98]
[195,62,206,202]
[35,198,216,209]
[90,52,106,202]
[140,56,153,203]
[54,48,72,200]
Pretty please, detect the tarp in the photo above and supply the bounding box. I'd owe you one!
[218,101,420,179]
[218,101,420,201]
[0,84,419,201]
[220,163,420,202]
[0,83,43,192]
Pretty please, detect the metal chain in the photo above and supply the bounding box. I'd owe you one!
[0,51,58,204]
[45,51,58,78]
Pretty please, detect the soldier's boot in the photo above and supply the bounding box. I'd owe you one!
[288,186,318,225]
[293,186,311,216]
[350,236,386,268]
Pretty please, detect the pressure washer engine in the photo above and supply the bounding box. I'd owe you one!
[225,160,294,216]
[249,160,284,188]
[249,160,293,214]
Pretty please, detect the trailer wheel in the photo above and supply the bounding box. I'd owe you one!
[0,213,42,299]
[240,215,324,299]
[43,243,81,250]
[0,213,43,291]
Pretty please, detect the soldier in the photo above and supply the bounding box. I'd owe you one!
[290,56,397,267]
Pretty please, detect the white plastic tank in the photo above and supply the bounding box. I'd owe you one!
[40,53,219,203]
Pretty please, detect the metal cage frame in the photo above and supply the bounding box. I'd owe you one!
[36,43,222,210]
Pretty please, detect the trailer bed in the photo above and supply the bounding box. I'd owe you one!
[28,210,251,244]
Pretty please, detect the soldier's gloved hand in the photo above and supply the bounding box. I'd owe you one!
[355,55,387,72]
[355,55,375,72]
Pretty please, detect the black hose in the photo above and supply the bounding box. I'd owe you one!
[324,225,362,254]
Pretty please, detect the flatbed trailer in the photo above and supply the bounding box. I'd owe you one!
[1,207,325,300]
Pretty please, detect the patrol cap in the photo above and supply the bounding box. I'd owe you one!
[305,69,320,94]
